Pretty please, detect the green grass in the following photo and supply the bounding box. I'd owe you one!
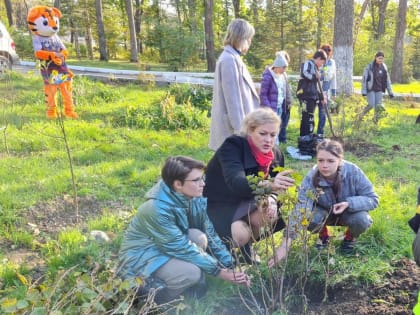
[0,70,419,313]
[353,80,420,94]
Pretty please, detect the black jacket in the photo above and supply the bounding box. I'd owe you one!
[204,135,285,243]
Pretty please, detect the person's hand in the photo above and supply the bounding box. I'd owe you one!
[261,196,278,219]
[268,239,291,268]
[218,269,251,287]
[271,170,295,193]
[315,71,321,80]
[332,96,336,101]
[332,201,349,215]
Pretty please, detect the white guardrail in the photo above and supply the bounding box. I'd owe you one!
[18,61,419,100]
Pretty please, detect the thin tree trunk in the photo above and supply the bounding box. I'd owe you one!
[134,0,143,54]
[353,0,370,48]
[4,0,13,26]
[298,0,304,65]
[280,0,285,50]
[316,0,323,49]
[371,1,377,39]
[95,0,108,61]
[53,0,61,8]
[391,0,407,83]
[251,0,259,23]
[188,0,197,33]
[333,0,354,95]
[70,19,81,59]
[84,1,94,60]
[232,0,240,18]
[377,0,389,39]
[204,0,216,72]
[125,0,138,62]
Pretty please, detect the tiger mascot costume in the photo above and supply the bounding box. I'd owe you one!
[27,6,78,119]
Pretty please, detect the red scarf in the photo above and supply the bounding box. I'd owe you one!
[247,137,274,177]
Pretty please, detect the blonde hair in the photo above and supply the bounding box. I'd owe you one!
[223,18,255,52]
[240,108,280,136]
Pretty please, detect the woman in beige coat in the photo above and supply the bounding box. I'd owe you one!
[209,18,259,151]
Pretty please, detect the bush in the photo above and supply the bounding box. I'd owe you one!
[168,83,212,113]
[113,92,209,130]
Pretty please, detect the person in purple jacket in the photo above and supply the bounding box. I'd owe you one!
[259,51,293,143]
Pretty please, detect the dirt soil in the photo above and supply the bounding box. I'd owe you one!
[2,195,132,284]
[304,258,420,315]
[3,194,420,314]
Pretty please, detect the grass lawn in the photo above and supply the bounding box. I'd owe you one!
[0,70,419,314]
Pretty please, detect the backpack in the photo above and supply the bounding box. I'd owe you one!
[297,133,318,157]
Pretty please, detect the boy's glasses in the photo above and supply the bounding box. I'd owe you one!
[184,175,206,183]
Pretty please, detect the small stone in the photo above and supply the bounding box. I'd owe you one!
[90,230,110,243]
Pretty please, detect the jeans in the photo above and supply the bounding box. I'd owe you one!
[279,109,290,142]
[317,102,326,135]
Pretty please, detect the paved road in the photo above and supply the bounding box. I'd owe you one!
[13,61,420,101]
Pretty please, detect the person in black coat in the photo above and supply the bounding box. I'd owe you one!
[204,108,295,263]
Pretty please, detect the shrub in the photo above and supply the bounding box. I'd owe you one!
[113,93,209,130]
[168,83,213,113]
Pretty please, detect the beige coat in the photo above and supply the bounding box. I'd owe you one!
[209,45,259,151]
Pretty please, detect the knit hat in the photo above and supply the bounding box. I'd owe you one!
[272,52,288,68]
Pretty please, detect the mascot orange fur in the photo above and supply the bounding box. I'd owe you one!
[27,6,78,119]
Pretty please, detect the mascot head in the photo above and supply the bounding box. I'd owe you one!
[27,6,62,37]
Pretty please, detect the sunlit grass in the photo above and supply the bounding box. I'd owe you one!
[0,71,418,313]
[353,80,420,94]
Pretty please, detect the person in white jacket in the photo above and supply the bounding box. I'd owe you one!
[209,18,259,151]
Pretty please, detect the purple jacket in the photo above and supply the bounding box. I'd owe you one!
[259,68,293,112]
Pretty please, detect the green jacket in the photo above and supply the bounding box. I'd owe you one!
[118,180,234,279]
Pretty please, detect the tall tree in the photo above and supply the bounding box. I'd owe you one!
[134,0,143,54]
[298,0,304,65]
[95,0,108,61]
[376,0,389,39]
[187,0,198,33]
[316,0,324,49]
[353,0,369,48]
[371,0,389,40]
[125,0,139,62]
[84,0,94,60]
[232,0,240,18]
[333,0,353,95]
[391,0,407,83]
[204,0,215,72]
[70,18,81,59]
[4,0,13,26]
